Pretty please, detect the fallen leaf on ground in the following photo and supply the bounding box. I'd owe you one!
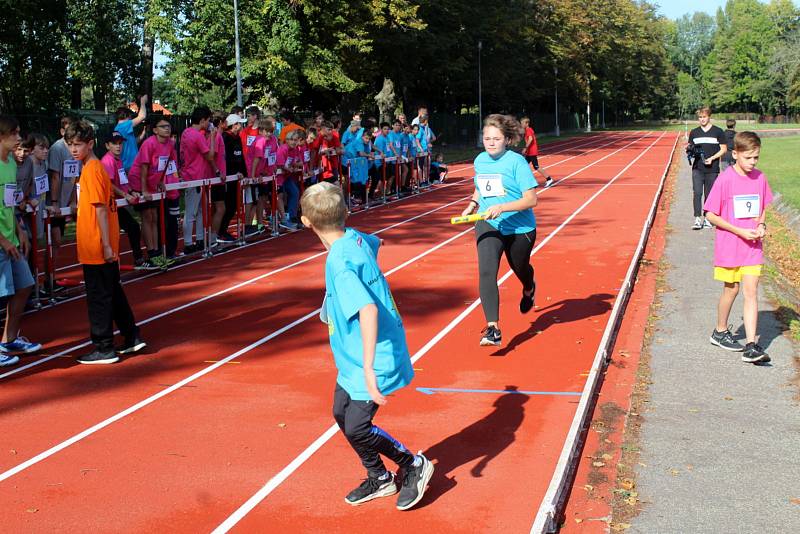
[724,396,734,401]
[10,449,16,455]
[610,523,631,531]
[592,461,606,467]
[26,508,38,513]
[575,518,584,524]
[790,498,800,505]
[669,468,680,476]
[619,478,635,490]
[278,423,287,428]
[584,484,594,492]
[602,453,613,460]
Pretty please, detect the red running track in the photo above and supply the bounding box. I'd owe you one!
[0,131,677,533]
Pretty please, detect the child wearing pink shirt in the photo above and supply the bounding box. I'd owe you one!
[128,118,180,267]
[277,129,304,230]
[703,131,772,364]
[100,132,146,268]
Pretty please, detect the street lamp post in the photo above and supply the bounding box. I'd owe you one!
[233,0,243,107]
[477,40,483,147]
[554,66,560,137]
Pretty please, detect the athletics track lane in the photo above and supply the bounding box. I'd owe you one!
[0,132,669,532]
[33,134,607,279]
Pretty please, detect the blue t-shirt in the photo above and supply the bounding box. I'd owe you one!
[405,134,416,157]
[387,131,404,157]
[115,120,138,173]
[341,127,364,149]
[344,138,369,185]
[374,135,391,168]
[324,229,413,400]
[473,150,537,235]
[415,129,428,153]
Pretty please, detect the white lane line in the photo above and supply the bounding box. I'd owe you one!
[209,133,665,533]
[0,133,654,484]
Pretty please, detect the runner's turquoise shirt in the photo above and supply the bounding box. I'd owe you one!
[473,150,537,235]
[324,228,414,400]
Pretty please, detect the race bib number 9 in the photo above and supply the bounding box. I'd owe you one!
[477,174,506,198]
[35,174,50,195]
[733,194,760,219]
[62,159,80,179]
[166,160,178,175]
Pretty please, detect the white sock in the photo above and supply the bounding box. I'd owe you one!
[377,471,390,480]
[412,455,422,467]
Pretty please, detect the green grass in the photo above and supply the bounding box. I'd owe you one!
[758,135,800,211]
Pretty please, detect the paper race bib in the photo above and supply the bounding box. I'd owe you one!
[166,160,178,175]
[303,150,310,163]
[3,184,21,207]
[286,157,293,166]
[733,194,760,219]
[34,174,50,195]
[62,159,80,179]
[117,168,129,185]
[394,141,401,149]
[157,155,168,172]
[268,153,277,166]
[247,135,256,147]
[374,154,382,161]
[477,174,506,198]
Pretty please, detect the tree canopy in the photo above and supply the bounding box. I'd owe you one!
[1,0,799,123]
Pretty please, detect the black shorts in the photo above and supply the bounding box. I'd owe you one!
[257,184,271,198]
[525,155,540,170]
[210,183,226,202]
[132,199,159,212]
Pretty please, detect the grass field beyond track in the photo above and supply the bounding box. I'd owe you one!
[758,135,800,210]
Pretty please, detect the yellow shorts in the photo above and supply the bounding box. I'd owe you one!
[714,265,762,283]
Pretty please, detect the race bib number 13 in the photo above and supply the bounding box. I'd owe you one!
[733,194,760,219]
[62,159,80,179]
[477,174,506,198]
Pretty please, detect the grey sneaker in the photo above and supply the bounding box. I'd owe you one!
[742,342,770,364]
[396,453,434,511]
[345,472,397,505]
[703,218,713,229]
[692,216,703,230]
[480,325,501,346]
[710,328,744,352]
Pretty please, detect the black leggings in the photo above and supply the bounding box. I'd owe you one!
[333,384,415,478]
[476,220,536,323]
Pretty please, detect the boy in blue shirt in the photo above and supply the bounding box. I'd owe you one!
[299,182,434,510]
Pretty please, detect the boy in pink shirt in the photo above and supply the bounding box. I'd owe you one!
[244,118,278,234]
[128,118,180,267]
[100,132,146,269]
[703,131,772,363]
[277,129,304,230]
[180,107,219,254]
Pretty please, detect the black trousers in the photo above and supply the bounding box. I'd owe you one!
[333,383,415,478]
[162,198,179,257]
[692,168,718,217]
[118,206,142,261]
[475,220,536,323]
[83,262,137,352]
[219,182,239,235]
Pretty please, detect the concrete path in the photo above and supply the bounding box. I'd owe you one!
[631,157,800,533]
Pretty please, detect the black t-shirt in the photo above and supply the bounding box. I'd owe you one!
[223,131,247,175]
[688,125,726,172]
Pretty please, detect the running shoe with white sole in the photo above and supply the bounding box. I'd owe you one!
[345,472,397,505]
[396,453,434,511]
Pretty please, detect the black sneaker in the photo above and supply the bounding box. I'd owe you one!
[116,337,147,355]
[742,342,770,364]
[544,178,554,188]
[396,453,434,511]
[77,350,119,365]
[480,325,502,346]
[217,233,236,244]
[520,284,535,314]
[709,328,744,352]
[344,472,397,505]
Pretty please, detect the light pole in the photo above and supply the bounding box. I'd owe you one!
[477,40,483,147]
[586,82,592,133]
[233,0,243,107]
[554,66,560,137]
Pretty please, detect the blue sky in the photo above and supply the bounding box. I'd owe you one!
[655,0,799,19]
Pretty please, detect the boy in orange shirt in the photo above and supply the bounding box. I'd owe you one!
[66,121,145,365]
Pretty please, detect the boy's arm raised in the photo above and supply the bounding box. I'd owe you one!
[360,303,386,405]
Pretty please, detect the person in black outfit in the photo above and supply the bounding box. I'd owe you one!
[721,118,736,172]
[687,106,727,230]
[220,114,248,242]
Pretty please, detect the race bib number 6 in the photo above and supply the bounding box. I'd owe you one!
[477,174,506,198]
[733,194,760,219]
